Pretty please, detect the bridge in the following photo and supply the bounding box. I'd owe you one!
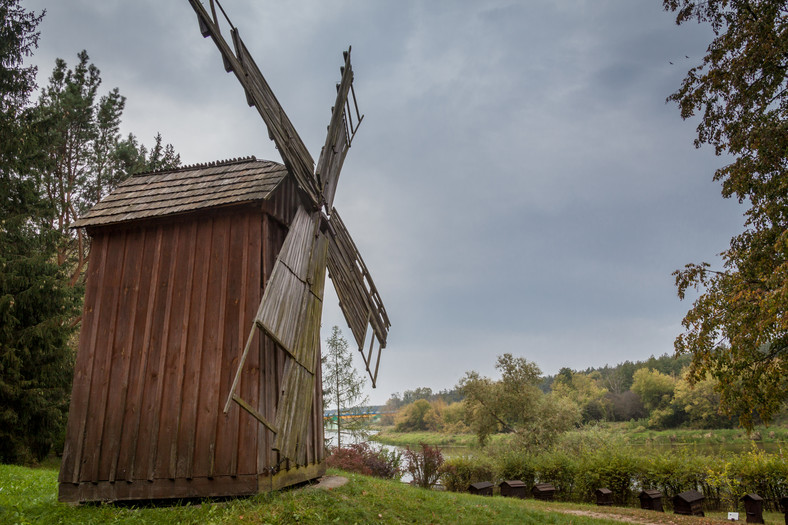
[323,406,395,422]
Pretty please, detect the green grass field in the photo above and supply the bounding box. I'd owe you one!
[7,462,781,524]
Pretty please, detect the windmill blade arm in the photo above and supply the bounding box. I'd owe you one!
[187,0,320,206]
[315,48,363,210]
[326,208,389,386]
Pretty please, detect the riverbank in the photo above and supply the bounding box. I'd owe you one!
[370,423,788,452]
[1,462,779,524]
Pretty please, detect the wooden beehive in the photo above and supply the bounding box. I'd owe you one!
[468,481,494,496]
[500,480,527,498]
[781,496,788,525]
[673,490,704,516]
[532,483,556,501]
[639,489,664,512]
[741,493,764,524]
[595,487,613,506]
[58,158,326,502]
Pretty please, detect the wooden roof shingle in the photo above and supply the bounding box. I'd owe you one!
[71,156,288,228]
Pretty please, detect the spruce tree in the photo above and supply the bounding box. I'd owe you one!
[0,0,81,463]
[322,326,368,448]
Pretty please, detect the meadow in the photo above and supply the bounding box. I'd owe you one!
[3,461,785,524]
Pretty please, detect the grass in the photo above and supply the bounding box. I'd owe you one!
[371,422,788,451]
[613,423,788,445]
[5,462,772,525]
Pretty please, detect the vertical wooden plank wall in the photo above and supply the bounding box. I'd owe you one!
[59,199,326,502]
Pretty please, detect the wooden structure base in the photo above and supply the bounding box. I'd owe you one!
[58,461,326,502]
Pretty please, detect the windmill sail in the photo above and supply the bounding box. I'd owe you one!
[189,0,389,466]
[326,209,390,387]
[316,48,363,210]
[188,0,320,206]
[224,206,327,461]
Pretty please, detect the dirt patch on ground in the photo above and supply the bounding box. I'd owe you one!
[559,509,672,525]
[551,508,731,525]
[307,475,349,490]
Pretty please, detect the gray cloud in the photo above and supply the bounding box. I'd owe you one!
[25,0,745,403]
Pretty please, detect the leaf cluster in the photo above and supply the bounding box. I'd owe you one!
[665,0,788,427]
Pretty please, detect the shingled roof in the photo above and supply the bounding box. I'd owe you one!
[71,156,288,228]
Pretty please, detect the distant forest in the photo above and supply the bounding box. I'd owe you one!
[380,352,775,437]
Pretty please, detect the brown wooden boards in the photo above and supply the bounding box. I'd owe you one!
[225,204,328,463]
[59,199,327,502]
[272,230,328,460]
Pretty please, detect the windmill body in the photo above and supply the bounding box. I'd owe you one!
[57,0,389,503]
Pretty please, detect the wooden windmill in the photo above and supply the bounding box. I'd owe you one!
[56,1,388,503]
[188,0,390,463]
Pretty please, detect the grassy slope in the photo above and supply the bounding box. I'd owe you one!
[3,463,769,525]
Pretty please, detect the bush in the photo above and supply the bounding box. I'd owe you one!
[440,455,497,492]
[493,448,536,488]
[532,450,579,500]
[575,448,640,506]
[395,400,432,431]
[326,443,401,479]
[404,443,443,488]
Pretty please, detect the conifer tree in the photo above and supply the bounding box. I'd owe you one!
[0,0,81,463]
[322,326,368,448]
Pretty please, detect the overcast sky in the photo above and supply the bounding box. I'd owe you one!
[25,0,745,404]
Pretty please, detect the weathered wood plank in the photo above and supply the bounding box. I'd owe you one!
[59,233,109,484]
[143,225,181,481]
[192,215,227,478]
[117,227,164,482]
[315,48,354,209]
[176,217,213,480]
[214,216,245,477]
[256,206,321,367]
[156,221,197,480]
[193,214,230,478]
[81,231,126,483]
[59,475,259,503]
[187,0,318,205]
[102,228,144,482]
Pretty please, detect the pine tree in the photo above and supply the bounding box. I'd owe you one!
[36,52,181,286]
[322,326,368,449]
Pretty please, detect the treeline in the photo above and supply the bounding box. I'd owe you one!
[382,352,779,445]
[1,2,179,463]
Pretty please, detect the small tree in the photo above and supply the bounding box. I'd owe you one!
[460,353,543,446]
[322,326,368,448]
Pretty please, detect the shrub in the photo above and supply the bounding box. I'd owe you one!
[532,450,579,500]
[326,442,401,479]
[575,448,640,506]
[440,455,496,492]
[395,400,432,431]
[404,443,443,488]
[491,447,536,488]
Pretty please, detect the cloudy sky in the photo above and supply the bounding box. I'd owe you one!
[25,0,745,404]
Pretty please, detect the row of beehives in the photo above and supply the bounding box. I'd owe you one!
[467,481,788,524]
